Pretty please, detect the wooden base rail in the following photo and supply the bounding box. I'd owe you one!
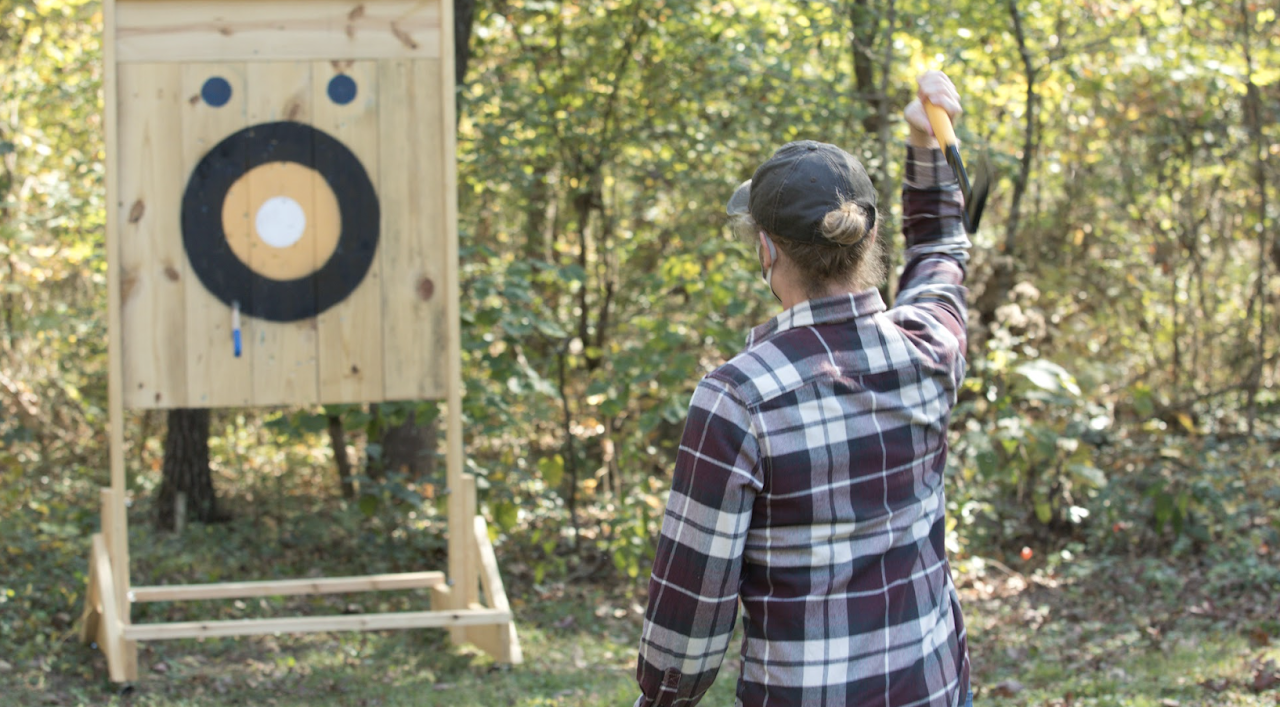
[129,572,446,603]
[122,608,512,641]
[83,481,521,681]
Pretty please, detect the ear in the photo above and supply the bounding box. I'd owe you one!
[757,231,776,268]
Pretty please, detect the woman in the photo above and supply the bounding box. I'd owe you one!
[634,71,973,707]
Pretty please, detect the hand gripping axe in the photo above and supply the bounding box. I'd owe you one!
[923,98,990,234]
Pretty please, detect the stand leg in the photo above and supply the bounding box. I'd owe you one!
[83,534,131,682]
[459,475,480,608]
[444,473,479,646]
[464,516,522,664]
[80,548,102,645]
[99,488,138,681]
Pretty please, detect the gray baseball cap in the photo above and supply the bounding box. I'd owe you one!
[726,141,876,245]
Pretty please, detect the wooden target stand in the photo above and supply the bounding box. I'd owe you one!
[80,0,520,682]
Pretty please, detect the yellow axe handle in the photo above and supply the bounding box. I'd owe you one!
[922,97,958,148]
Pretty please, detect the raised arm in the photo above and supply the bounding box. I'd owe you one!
[634,376,762,707]
[892,71,972,387]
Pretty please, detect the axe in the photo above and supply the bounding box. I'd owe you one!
[923,98,990,234]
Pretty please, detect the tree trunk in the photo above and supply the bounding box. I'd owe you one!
[556,347,580,548]
[367,405,438,481]
[1241,3,1269,435]
[525,163,552,261]
[454,0,477,87]
[976,0,1039,329]
[1005,0,1039,257]
[328,413,356,499]
[847,0,897,300]
[156,408,221,530]
[848,0,883,139]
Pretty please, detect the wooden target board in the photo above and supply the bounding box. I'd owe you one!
[113,0,451,408]
[84,0,520,684]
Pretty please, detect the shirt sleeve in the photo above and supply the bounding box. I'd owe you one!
[892,144,972,393]
[635,376,762,707]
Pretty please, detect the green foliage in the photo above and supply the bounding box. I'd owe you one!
[451,0,1280,577]
[0,461,100,670]
[949,287,1112,548]
[0,0,1275,572]
[0,0,109,479]
[1,0,1279,696]
[0,420,449,679]
[1089,438,1280,570]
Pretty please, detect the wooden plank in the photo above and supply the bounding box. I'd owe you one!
[438,0,467,639]
[314,60,385,404]
[104,0,125,511]
[462,602,503,657]
[447,475,477,646]
[444,475,479,646]
[102,6,136,682]
[378,59,448,401]
[438,35,460,416]
[429,584,462,642]
[459,476,480,607]
[182,63,254,407]
[100,488,138,680]
[130,571,445,602]
[100,489,123,611]
[118,63,188,409]
[123,608,513,641]
[474,517,510,613]
[246,62,320,406]
[116,0,442,64]
[462,602,521,664]
[471,515,522,663]
[79,541,102,645]
[103,7,138,675]
[90,534,129,683]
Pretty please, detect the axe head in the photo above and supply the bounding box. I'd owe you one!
[942,146,990,235]
[964,154,991,234]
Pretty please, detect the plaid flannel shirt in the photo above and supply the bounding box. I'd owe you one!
[635,145,971,707]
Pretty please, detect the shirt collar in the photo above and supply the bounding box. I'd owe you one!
[746,289,886,349]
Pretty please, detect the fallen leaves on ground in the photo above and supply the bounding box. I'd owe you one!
[989,679,1025,697]
[1252,659,1279,693]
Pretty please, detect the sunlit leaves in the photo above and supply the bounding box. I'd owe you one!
[1,0,108,457]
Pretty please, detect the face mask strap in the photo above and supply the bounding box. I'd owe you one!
[759,232,781,304]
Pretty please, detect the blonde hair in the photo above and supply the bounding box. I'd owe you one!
[728,200,883,296]
[774,201,883,295]
[819,200,871,246]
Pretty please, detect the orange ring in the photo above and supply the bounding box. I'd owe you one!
[221,161,341,281]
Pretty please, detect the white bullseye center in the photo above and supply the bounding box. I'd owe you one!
[255,196,307,249]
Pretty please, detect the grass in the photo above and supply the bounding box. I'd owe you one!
[2,582,741,706]
[2,450,1278,706]
[961,563,1280,707]
[4,555,1278,706]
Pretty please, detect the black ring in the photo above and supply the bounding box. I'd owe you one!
[181,121,380,322]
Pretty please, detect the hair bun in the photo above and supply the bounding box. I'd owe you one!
[820,201,869,246]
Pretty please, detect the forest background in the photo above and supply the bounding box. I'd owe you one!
[2,0,1279,704]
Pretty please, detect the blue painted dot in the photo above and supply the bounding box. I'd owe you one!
[201,77,232,108]
[327,74,358,106]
